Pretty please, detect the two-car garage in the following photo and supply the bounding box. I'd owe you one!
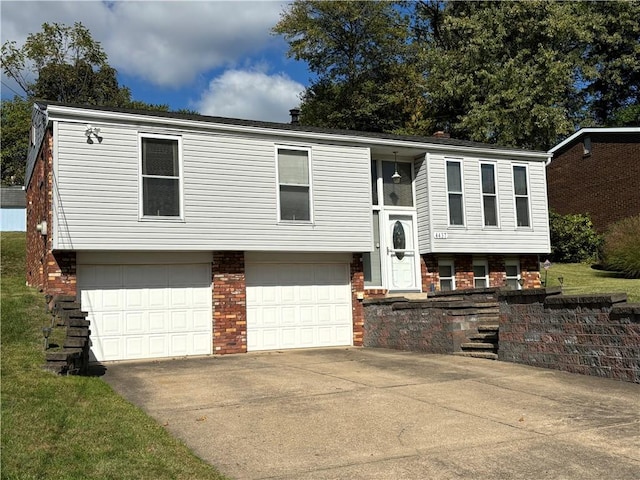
[77,252,353,361]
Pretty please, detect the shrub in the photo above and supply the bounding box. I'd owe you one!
[601,215,640,279]
[549,211,602,263]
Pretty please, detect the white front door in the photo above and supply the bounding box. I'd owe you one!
[386,214,419,290]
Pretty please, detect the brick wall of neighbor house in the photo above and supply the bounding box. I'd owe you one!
[212,252,247,354]
[350,254,365,346]
[26,129,77,297]
[547,134,640,232]
[499,289,640,383]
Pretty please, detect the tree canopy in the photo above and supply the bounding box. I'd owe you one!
[274,0,640,150]
[1,22,170,185]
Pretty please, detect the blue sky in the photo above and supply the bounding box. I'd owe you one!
[1,0,311,122]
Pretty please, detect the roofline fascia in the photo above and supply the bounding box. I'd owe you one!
[44,104,549,161]
[548,127,640,155]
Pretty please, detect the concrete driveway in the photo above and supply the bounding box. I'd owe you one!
[102,348,640,480]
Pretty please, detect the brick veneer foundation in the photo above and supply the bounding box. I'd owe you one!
[26,129,76,296]
[212,251,247,354]
[350,254,365,346]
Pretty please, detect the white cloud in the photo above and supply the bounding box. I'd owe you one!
[1,1,290,88]
[195,68,303,122]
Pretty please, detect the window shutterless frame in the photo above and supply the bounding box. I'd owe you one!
[275,146,313,223]
[512,163,531,228]
[138,133,184,220]
[445,159,465,226]
[479,162,499,228]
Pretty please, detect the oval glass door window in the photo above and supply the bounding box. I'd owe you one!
[393,221,406,260]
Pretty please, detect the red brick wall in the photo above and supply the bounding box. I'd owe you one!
[25,129,76,296]
[520,254,542,289]
[421,254,438,292]
[454,255,473,289]
[547,133,640,232]
[350,254,365,346]
[212,252,247,354]
[488,255,506,287]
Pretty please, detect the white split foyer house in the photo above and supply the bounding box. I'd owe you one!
[26,102,551,362]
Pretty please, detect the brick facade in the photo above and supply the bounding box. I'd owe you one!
[212,251,247,354]
[25,129,76,296]
[350,254,365,346]
[547,132,640,232]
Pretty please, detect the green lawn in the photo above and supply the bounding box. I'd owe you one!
[541,262,640,302]
[1,232,229,480]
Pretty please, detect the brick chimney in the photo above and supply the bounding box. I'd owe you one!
[289,108,300,125]
[433,130,450,139]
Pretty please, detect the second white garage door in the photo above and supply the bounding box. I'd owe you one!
[246,254,353,351]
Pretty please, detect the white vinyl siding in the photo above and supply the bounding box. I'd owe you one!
[51,121,371,251]
[417,153,550,255]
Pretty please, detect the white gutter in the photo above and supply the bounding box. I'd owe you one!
[45,104,550,161]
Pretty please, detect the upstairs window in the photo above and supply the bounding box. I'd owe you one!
[141,135,181,217]
[278,148,311,221]
[513,165,530,227]
[446,160,464,225]
[481,163,498,227]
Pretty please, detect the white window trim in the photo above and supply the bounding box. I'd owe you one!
[505,259,522,290]
[512,163,531,228]
[275,145,313,223]
[138,133,184,221]
[479,161,499,228]
[373,157,416,209]
[445,158,465,227]
[438,259,456,291]
[473,259,489,288]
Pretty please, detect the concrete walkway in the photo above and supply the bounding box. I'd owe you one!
[102,348,640,479]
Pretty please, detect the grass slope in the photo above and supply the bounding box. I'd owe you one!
[1,233,228,480]
[541,262,640,302]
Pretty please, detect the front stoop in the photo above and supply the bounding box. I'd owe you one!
[457,305,500,360]
[43,295,90,375]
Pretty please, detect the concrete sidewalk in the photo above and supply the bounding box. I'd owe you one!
[102,348,640,479]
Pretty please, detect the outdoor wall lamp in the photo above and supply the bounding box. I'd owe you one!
[517,278,525,288]
[84,125,101,137]
[558,276,564,287]
[391,151,401,184]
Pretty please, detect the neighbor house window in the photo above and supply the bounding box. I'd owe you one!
[439,261,455,291]
[481,163,498,227]
[277,148,311,221]
[141,135,181,217]
[446,160,464,225]
[473,260,489,288]
[513,165,530,227]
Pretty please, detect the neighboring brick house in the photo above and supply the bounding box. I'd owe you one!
[26,102,551,361]
[547,127,640,232]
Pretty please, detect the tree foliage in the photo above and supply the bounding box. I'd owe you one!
[1,97,31,185]
[273,1,430,133]
[601,215,640,279]
[1,22,171,184]
[274,0,640,149]
[549,211,602,264]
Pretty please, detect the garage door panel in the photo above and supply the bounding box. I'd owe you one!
[124,312,145,334]
[79,261,212,362]
[149,311,166,332]
[246,262,352,351]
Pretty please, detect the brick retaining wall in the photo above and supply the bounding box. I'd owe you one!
[498,289,640,383]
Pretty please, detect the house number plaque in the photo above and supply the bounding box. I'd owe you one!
[434,232,449,239]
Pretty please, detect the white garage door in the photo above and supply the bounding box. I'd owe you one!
[77,253,212,362]
[246,254,353,351]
